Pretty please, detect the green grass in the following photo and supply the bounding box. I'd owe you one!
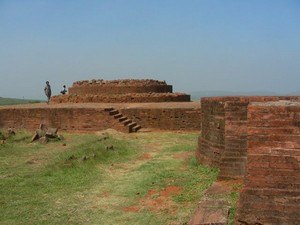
[228,183,243,225]
[0,97,42,106]
[0,131,222,225]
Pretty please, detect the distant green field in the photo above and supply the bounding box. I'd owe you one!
[0,97,42,106]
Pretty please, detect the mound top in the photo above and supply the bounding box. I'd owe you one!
[52,78,191,103]
[73,79,167,87]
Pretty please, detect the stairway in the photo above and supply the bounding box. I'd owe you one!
[104,107,142,133]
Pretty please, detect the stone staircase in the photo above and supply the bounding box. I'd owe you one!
[104,107,142,133]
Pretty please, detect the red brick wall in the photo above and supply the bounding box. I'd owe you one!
[236,102,300,224]
[69,85,173,95]
[51,93,191,103]
[197,96,300,179]
[196,99,225,166]
[120,107,202,131]
[0,106,201,132]
[0,108,128,132]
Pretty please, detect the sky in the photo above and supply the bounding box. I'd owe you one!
[0,0,299,99]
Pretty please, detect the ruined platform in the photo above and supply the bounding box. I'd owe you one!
[52,79,191,103]
[0,102,201,132]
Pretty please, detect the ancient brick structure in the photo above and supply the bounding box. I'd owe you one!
[69,79,172,95]
[0,102,201,132]
[197,96,300,180]
[51,79,190,103]
[236,101,300,224]
[195,96,300,223]
[0,107,130,132]
[120,107,201,131]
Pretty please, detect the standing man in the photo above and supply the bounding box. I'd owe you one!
[44,81,52,104]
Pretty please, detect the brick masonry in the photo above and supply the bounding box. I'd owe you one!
[0,107,128,132]
[51,92,191,103]
[236,101,300,224]
[120,107,202,131]
[69,84,173,95]
[197,96,300,180]
[52,79,191,103]
[0,103,201,132]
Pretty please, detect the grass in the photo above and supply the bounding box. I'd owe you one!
[0,130,228,225]
[228,183,243,225]
[0,97,42,106]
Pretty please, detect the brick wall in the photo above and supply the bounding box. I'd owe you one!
[197,96,300,179]
[236,101,300,224]
[0,108,128,132]
[120,107,202,131]
[69,84,173,95]
[196,99,225,166]
[51,93,191,103]
[0,106,201,132]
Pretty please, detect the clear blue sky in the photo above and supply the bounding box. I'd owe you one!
[0,0,299,99]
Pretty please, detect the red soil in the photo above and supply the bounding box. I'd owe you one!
[123,205,140,212]
[160,186,182,197]
[138,153,152,160]
[123,186,182,214]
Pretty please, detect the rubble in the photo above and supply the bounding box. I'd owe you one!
[31,124,62,144]
[0,131,5,140]
[7,128,16,136]
[105,145,114,150]
[0,128,16,140]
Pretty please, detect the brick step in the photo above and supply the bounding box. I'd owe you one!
[119,116,128,122]
[104,107,142,133]
[114,113,123,119]
[123,119,132,126]
[132,125,142,132]
[128,122,137,129]
[109,109,119,115]
[104,107,114,111]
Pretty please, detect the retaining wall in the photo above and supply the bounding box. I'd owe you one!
[69,85,173,95]
[197,96,300,179]
[0,105,201,132]
[51,93,190,103]
[120,107,201,131]
[53,79,191,103]
[0,108,128,132]
[236,101,300,224]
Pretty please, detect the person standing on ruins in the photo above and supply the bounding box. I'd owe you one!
[44,81,52,104]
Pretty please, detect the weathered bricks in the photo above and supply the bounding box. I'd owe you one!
[196,97,300,223]
[51,92,191,103]
[196,96,300,180]
[120,108,202,131]
[0,104,202,132]
[0,108,128,132]
[51,79,191,103]
[236,101,300,224]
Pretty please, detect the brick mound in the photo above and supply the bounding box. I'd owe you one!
[73,79,167,87]
[52,92,190,103]
[70,79,173,95]
[52,79,190,103]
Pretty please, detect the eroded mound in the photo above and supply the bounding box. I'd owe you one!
[52,78,191,103]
